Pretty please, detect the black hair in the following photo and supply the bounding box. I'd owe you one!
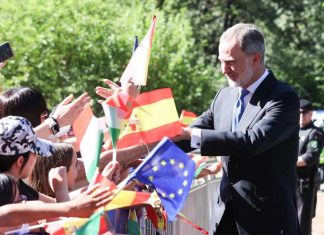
[0,173,18,206]
[0,87,47,127]
[0,152,30,173]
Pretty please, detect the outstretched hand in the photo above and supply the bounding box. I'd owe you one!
[102,161,121,184]
[68,183,116,218]
[196,161,222,178]
[95,78,139,103]
[52,92,90,127]
[172,127,192,142]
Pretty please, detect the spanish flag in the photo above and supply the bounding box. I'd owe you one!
[106,88,182,149]
[104,190,151,211]
[92,171,151,211]
[179,110,197,127]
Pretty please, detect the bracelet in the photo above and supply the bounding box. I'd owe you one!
[47,117,60,135]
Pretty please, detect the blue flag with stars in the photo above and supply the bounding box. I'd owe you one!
[126,137,195,221]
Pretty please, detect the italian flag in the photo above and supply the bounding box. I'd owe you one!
[102,92,133,161]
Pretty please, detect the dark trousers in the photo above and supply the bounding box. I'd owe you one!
[214,201,239,235]
[297,182,316,235]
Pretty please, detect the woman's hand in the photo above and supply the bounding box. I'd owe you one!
[48,166,70,202]
[95,78,139,103]
[102,161,121,184]
[51,92,90,127]
[67,184,116,218]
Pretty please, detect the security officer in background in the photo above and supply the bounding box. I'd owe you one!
[297,99,324,235]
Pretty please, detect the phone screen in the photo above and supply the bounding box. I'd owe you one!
[0,42,14,63]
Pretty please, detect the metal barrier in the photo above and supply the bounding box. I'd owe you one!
[141,173,221,235]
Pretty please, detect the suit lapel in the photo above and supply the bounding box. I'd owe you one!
[237,99,261,131]
[237,71,277,131]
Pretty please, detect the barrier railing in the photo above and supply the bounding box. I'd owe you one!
[142,158,221,235]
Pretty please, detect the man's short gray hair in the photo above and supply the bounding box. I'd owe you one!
[220,23,265,64]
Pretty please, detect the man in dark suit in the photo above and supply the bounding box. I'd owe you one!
[175,23,300,234]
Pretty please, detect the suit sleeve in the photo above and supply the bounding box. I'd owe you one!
[175,90,220,152]
[199,86,300,159]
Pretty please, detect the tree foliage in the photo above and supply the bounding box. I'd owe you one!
[0,0,323,116]
[0,0,220,115]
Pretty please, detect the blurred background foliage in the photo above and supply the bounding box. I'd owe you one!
[0,0,323,115]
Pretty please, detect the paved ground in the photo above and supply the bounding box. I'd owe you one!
[312,190,324,235]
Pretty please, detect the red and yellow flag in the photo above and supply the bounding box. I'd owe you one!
[105,88,182,149]
[179,110,197,127]
[104,190,151,211]
[91,171,151,211]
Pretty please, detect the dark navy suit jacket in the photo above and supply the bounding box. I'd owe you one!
[177,71,300,235]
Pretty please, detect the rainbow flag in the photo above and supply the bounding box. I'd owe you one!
[179,110,197,127]
[106,88,182,149]
[119,16,156,86]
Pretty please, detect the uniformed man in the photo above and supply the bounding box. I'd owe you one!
[297,99,324,235]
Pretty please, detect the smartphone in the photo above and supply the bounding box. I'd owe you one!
[0,42,14,63]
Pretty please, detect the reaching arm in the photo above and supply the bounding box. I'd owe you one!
[0,184,115,227]
[99,144,150,172]
[34,93,90,139]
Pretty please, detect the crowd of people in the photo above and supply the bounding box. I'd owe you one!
[0,22,323,235]
[0,60,152,233]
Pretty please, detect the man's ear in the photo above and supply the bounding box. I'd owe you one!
[253,52,262,65]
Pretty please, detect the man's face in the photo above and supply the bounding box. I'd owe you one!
[300,109,313,128]
[218,40,255,88]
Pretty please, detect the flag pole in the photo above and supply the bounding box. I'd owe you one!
[133,35,141,92]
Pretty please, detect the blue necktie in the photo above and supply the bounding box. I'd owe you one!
[232,89,249,130]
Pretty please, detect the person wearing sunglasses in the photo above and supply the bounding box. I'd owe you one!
[297,99,324,235]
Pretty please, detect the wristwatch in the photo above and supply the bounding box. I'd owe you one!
[48,117,60,135]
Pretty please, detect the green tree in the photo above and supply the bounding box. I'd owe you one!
[156,0,324,108]
[0,0,221,115]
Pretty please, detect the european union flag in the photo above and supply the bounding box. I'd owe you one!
[126,137,195,221]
